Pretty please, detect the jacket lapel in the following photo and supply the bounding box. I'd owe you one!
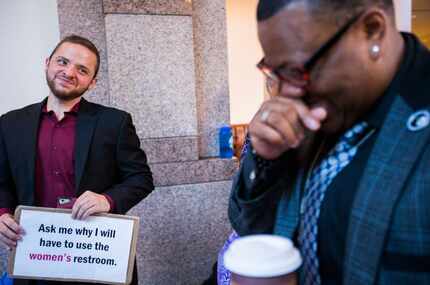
[343,94,430,284]
[23,101,44,203]
[343,34,430,285]
[74,99,98,194]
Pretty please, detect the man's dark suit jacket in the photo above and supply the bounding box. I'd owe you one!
[0,98,154,285]
[229,33,430,284]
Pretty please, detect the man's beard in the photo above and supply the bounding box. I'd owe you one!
[46,73,88,101]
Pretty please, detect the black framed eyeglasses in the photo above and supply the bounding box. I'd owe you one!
[257,11,365,96]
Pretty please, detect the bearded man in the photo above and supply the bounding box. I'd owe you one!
[0,35,153,285]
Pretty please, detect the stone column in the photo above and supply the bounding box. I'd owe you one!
[57,0,110,106]
[55,0,236,283]
[192,0,231,158]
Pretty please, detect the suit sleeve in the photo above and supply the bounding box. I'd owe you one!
[0,117,17,210]
[104,113,154,214]
[228,147,294,236]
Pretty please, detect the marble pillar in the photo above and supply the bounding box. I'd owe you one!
[54,0,235,284]
[57,0,110,106]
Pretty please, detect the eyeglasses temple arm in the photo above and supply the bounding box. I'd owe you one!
[304,12,365,71]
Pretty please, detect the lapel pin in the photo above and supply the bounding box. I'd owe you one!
[407,110,430,132]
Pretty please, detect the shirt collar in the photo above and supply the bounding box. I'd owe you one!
[42,100,81,115]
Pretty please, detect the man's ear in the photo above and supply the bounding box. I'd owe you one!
[88,78,97,90]
[45,58,50,70]
[360,9,389,61]
[361,8,387,42]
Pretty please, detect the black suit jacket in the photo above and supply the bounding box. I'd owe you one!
[0,98,153,284]
[0,98,153,213]
[228,33,430,285]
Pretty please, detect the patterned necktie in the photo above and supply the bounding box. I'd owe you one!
[298,121,371,285]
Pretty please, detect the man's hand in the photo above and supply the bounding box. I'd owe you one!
[72,191,111,220]
[249,95,327,160]
[0,213,24,249]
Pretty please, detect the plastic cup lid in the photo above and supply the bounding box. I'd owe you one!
[223,234,302,278]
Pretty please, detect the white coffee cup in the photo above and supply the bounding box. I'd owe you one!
[224,235,302,285]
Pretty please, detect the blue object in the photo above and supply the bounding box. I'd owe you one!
[0,272,13,285]
[219,125,233,158]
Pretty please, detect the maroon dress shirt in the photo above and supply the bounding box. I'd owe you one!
[34,102,80,208]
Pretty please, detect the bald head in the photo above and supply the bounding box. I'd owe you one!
[257,0,394,22]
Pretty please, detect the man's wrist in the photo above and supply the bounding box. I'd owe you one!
[248,146,287,183]
[102,194,115,213]
[251,148,276,175]
[239,145,289,200]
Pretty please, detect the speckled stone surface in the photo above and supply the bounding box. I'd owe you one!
[0,180,235,282]
[151,158,238,187]
[0,246,7,274]
[141,136,198,163]
[129,180,233,285]
[103,0,192,15]
[57,0,110,106]
[105,14,198,140]
[193,0,230,158]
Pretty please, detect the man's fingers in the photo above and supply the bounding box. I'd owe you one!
[310,106,328,121]
[268,80,327,131]
[2,216,22,235]
[77,203,96,220]
[73,200,93,220]
[253,113,302,149]
[72,191,110,220]
[72,200,84,219]
[0,224,19,246]
[0,214,24,248]
[73,205,86,220]
[80,205,98,220]
[72,192,93,219]
[279,84,306,98]
[1,228,20,241]
[263,97,325,131]
[280,105,307,145]
[289,100,323,131]
[250,136,288,160]
[80,190,92,198]
[254,98,312,146]
[248,84,329,160]
[0,234,17,248]
[251,123,284,145]
[0,215,22,244]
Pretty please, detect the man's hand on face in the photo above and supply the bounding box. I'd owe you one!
[72,191,111,220]
[0,213,24,250]
[249,86,327,160]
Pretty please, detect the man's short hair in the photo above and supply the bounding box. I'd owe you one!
[257,0,394,22]
[48,34,100,78]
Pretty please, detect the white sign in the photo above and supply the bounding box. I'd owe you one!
[8,206,139,285]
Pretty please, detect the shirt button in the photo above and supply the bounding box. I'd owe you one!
[53,146,57,150]
[249,170,256,181]
[54,171,60,176]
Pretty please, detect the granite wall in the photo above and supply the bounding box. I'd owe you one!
[0,1,235,284]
